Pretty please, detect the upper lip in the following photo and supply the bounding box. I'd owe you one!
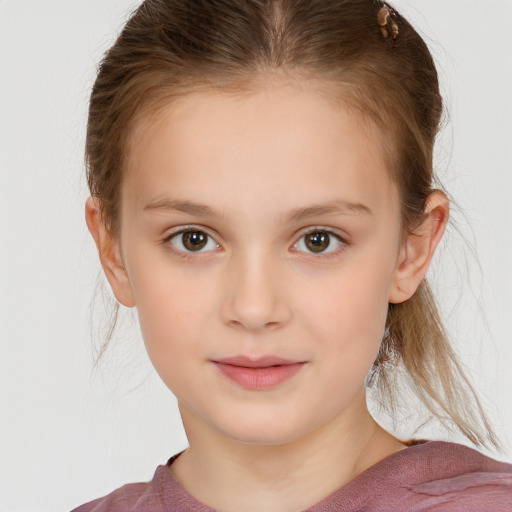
[212,356,304,368]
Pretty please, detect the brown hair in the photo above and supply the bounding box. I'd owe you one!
[86,0,497,448]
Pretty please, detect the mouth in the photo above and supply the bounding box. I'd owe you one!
[211,356,306,390]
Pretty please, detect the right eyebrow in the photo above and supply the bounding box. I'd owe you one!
[142,199,218,217]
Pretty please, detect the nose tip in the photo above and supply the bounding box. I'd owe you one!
[222,289,291,332]
[220,259,292,332]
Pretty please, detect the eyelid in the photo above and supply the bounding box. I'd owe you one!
[290,226,349,257]
[294,226,349,243]
[161,224,349,259]
[162,225,221,256]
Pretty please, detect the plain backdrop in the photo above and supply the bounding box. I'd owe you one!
[1,1,511,510]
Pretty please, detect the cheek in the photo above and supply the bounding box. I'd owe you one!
[125,248,217,368]
[311,258,392,320]
[298,256,395,360]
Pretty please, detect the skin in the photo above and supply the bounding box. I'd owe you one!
[86,81,448,512]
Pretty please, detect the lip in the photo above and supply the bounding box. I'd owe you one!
[211,356,306,390]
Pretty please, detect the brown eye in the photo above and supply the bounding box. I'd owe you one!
[305,232,330,252]
[182,230,208,251]
[169,229,218,253]
[293,230,344,255]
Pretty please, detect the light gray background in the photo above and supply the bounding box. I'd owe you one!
[1,1,511,510]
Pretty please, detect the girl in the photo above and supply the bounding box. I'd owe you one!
[73,0,512,510]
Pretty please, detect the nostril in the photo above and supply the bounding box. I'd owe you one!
[227,318,281,332]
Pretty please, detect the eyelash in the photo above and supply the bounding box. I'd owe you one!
[161,226,349,260]
[162,226,220,260]
[292,228,348,260]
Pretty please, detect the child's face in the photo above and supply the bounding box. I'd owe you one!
[116,83,404,445]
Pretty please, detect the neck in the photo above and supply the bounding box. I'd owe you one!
[170,393,405,512]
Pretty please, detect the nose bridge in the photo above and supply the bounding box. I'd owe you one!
[221,245,291,331]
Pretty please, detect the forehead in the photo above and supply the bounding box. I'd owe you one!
[123,83,398,220]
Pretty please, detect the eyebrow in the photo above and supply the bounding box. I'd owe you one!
[143,199,216,216]
[142,198,372,220]
[286,200,372,221]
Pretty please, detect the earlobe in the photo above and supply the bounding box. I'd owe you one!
[85,197,136,307]
[388,190,449,304]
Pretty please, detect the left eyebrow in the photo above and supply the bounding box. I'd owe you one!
[286,200,373,222]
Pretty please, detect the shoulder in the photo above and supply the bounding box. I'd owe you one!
[70,463,171,512]
[400,441,512,511]
[313,441,512,512]
[70,453,215,512]
[365,441,512,511]
[404,469,512,511]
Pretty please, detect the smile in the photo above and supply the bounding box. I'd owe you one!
[211,356,306,390]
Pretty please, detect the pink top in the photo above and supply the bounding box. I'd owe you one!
[71,441,512,511]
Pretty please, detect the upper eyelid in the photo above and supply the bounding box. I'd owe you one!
[290,228,349,258]
[162,225,349,247]
[164,225,220,241]
[293,226,348,243]
[162,227,221,256]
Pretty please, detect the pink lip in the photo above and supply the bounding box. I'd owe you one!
[211,356,305,390]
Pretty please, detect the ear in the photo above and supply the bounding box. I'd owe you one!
[388,190,449,304]
[85,197,136,307]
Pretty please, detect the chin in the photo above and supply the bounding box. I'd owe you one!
[214,412,316,447]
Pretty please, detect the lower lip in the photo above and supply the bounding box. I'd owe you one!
[213,362,305,390]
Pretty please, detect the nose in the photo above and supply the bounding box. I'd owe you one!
[220,251,292,332]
